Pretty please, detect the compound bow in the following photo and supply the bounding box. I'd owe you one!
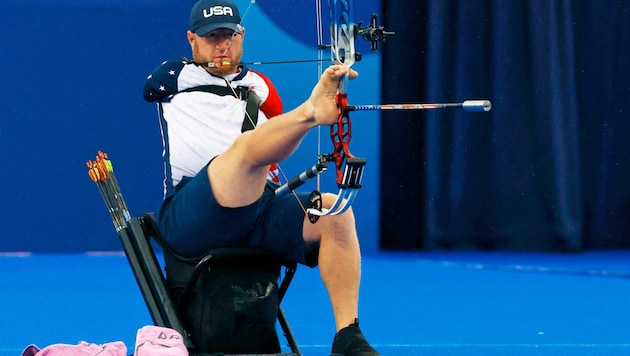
[247,0,489,223]
[296,0,394,223]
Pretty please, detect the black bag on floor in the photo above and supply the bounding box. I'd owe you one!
[164,249,282,354]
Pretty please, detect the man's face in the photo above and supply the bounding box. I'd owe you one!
[188,28,244,76]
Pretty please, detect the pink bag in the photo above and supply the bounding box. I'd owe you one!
[133,325,188,356]
[21,341,127,356]
[22,325,187,356]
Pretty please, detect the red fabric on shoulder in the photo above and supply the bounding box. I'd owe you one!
[249,69,283,119]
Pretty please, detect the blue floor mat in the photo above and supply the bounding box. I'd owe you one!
[1,250,629,355]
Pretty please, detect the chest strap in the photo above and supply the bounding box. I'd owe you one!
[180,85,261,133]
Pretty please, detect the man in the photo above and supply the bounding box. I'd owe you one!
[143,0,380,355]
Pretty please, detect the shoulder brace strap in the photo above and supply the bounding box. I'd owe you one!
[180,85,261,133]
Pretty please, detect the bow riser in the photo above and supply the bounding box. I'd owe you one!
[305,0,365,222]
[330,93,356,184]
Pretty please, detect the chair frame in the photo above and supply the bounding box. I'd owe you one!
[117,213,302,355]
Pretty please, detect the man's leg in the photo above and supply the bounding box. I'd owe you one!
[206,65,356,209]
[304,197,361,331]
[304,194,380,355]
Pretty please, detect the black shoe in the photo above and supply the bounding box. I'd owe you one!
[330,319,381,356]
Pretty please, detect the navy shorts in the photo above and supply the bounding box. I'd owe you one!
[156,167,319,267]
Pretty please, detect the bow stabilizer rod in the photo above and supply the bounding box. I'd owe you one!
[275,158,329,195]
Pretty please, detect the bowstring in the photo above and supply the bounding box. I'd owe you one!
[223,0,258,131]
[315,0,325,194]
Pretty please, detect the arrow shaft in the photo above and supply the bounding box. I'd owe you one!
[348,100,492,112]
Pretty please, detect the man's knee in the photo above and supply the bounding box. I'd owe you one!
[303,200,355,240]
[314,194,358,248]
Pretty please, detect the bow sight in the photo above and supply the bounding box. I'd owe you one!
[357,14,396,52]
[318,13,394,63]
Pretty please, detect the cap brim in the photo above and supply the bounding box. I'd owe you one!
[195,22,241,37]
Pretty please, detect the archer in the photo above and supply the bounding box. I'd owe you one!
[143,0,381,355]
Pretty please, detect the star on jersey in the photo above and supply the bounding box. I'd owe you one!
[142,59,187,102]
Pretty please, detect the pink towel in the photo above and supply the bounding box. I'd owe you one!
[21,341,127,356]
[134,325,188,356]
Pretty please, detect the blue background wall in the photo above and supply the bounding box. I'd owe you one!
[0,0,382,252]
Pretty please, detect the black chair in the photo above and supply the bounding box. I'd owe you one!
[117,212,302,355]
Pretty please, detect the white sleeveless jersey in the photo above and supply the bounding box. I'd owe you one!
[143,59,283,196]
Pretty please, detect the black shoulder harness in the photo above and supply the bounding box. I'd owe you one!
[180,85,262,133]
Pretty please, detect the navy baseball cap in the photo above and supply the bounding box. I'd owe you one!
[190,0,242,37]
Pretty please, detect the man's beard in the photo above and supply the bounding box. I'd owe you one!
[193,44,242,76]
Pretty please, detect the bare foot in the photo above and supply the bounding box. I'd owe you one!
[307,65,359,126]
